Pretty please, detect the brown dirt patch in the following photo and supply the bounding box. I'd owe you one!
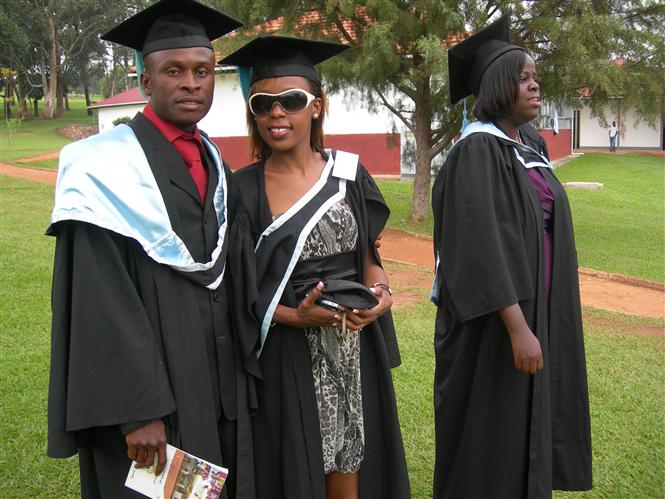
[380,229,434,268]
[578,272,664,319]
[379,230,664,320]
[384,262,432,309]
[0,162,57,184]
[57,124,97,140]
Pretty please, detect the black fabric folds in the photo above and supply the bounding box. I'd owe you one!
[47,114,259,499]
[431,124,592,498]
[233,156,410,499]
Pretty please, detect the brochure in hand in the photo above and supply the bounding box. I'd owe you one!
[125,444,228,499]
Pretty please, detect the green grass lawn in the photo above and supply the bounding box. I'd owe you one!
[15,159,60,170]
[0,98,96,162]
[0,176,79,496]
[1,175,663,497]
[555,154,665,282]
[379,153,665,282]
[377,180,434,236]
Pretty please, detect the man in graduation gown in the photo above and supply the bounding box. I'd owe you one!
[430,15,591,499]
[46,1,259,497]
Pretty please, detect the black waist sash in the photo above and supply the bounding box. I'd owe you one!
[291,251,358,300]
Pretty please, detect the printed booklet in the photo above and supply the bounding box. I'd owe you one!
[125,444,228,499]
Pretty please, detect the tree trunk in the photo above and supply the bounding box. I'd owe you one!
[123,53,129,92]
[55,79,65,118]
[39,52,49,117]
[64,91,70,111]
[42,16,59,119]
[109,47,120,97]
[33,98,40,117]
[410,76,434,223]
[84,80,92,116]
[15,81,31,121]
[3,76,14,119]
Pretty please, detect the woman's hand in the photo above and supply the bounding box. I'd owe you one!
[295,281,342,327]
[342,285,392,331]
[274,282,341,329]
[508,327,544,374]
[499,303,544,374]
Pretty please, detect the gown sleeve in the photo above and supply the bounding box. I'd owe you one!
[357,165,390,266]
[354,165,401,368]
[48,221,176,457]
[432,134,536,322]
[224,175,262,385]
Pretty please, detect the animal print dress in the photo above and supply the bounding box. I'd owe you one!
[299,201,364,474]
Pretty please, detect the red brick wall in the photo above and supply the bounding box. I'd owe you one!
[211,133,401,175]
[538,129,572,161]
[324,133,401,175]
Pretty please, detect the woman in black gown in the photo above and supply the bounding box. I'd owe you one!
[220,36,411,499]
[431,15,592,499]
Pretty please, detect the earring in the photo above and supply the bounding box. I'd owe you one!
[313,114,319,119]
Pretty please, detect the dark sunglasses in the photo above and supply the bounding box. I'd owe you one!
[248,89,317,117]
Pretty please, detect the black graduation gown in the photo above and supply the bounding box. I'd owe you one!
[431,126,592,499]
[233,157,411,499]
[47,113,259,499]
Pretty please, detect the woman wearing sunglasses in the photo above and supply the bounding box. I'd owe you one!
[220,36,410,499]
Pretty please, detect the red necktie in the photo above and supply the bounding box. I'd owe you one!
[174,136,208,202]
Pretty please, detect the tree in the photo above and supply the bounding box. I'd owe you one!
[0,0,145,120]
[215,0,664,222]
[216,0,466,221]
[514,1,665,127]
[0,0,35,119]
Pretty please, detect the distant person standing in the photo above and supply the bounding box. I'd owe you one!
[609,120,618,152]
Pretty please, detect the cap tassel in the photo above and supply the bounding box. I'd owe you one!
[135,50,148,99]
[237,66,253,101]
[461,99,469,132]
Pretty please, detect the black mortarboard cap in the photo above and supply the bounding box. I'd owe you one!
[219,35,350,84]
[101,0,242,55]
[448,15,525,104]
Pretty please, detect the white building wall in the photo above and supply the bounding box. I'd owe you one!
[579,103,662,149]
[198,75,247,136]
[98,104,145,133]
[325,92,396,134]
[97,72,397,138]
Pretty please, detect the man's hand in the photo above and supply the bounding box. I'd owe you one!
[125,419,167,475]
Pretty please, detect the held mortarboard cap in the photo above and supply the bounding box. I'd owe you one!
[219,35,350,84]
[101,0,242,56]
[448,15,525,104]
